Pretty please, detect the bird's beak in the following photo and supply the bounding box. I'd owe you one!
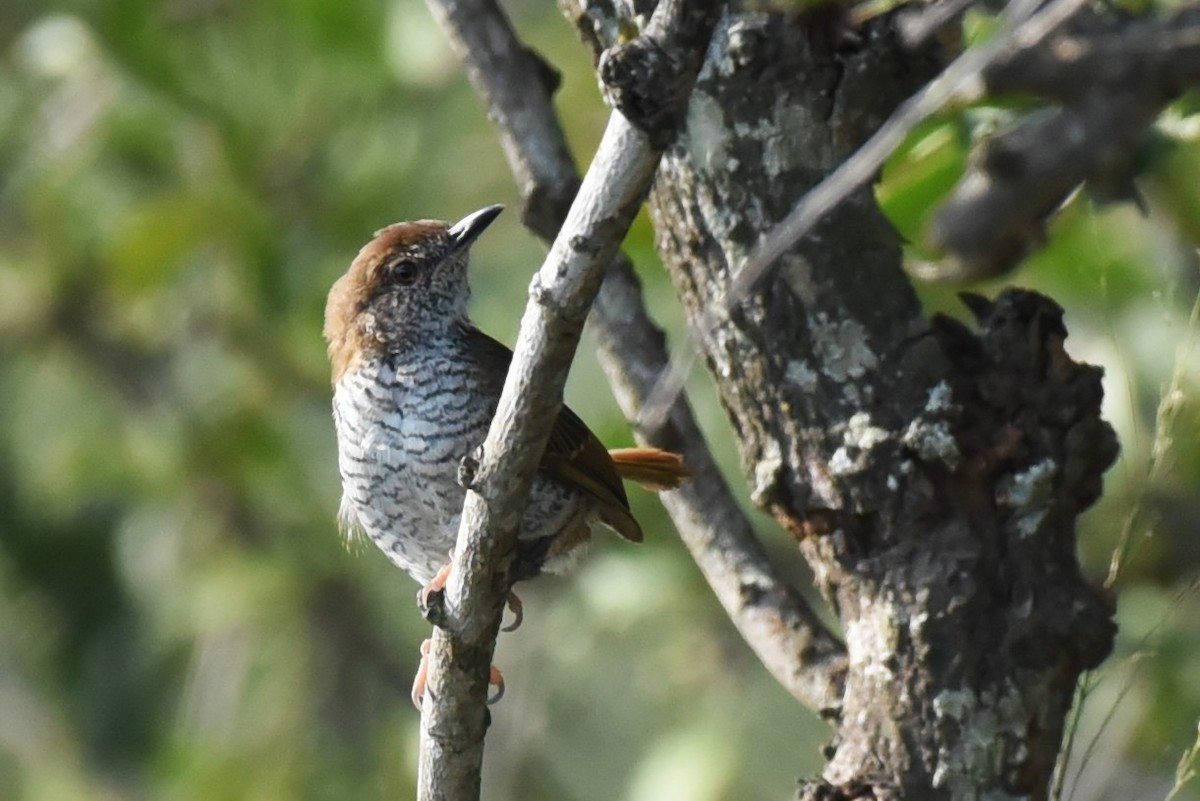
[448,205,503,253]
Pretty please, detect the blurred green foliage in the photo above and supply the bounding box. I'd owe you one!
[0,2,1197,800]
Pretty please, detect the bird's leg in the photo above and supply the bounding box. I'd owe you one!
[417,562,451,610]
[412,554,518,706]
[420,558,522,632]
[411,638,507,708]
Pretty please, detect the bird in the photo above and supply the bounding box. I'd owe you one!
[323,205,690,704]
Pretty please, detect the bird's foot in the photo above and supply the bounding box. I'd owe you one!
[417,563,452,626]
[411,639,507,708]
[419,563,522,633]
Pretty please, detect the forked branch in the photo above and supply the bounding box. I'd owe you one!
[427,0,847,711]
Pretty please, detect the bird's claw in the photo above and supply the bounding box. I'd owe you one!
[411,639,433,709]
[501,591,524,632]
[487,665,505,704]
[417,562,452,626]
[411,639,507,708]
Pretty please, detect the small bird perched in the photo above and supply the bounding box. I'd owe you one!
[324,205,690,702]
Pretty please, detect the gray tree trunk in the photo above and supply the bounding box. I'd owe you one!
[570,5,1117,798]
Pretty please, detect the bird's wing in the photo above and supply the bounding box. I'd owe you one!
[464,327,641,541]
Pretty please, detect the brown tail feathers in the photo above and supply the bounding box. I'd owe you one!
[607,448,692,492]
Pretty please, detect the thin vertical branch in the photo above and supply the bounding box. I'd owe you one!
[415,3,721,798]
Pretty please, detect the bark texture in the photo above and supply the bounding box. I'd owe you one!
[569,4,1117,798]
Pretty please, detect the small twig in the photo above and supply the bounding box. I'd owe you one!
[415,2,720,799]
[983,8,1200,101]
[427,0,847,710]
[1105,283,1200,588]
[1050,672,1091,801]
[924,93,1162,279]
[928,7,1200,280]
[1166,718,1200,801]
[1059,580,1199,801]
[894,0,980,47]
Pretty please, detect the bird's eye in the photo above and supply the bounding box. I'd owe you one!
[390,259,418,285]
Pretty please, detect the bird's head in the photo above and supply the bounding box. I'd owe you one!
[324,205,502,382]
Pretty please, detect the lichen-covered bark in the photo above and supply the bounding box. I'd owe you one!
[568,4,1117,799]
[648,11,945,521]
[795,292,1116,798]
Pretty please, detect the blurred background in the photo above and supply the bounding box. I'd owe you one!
[0,1,1198,799]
